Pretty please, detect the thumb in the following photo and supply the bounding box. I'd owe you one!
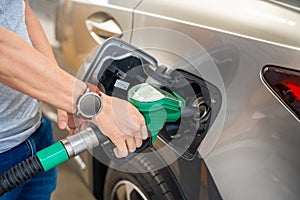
[57,109,68,130]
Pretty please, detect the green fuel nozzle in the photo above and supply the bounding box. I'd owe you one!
[128,83,186,143]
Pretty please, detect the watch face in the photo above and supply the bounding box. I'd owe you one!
[79,92,102,118]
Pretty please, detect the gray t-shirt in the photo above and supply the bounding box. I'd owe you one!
[0,0,41,153]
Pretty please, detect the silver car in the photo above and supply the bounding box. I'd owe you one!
[53,0,300,200]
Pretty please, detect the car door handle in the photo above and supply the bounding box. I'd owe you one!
[85,17,123,44]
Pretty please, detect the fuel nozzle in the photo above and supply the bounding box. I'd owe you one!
[128,83,186,142]
[60,124,102,159]
[36,124,103,171]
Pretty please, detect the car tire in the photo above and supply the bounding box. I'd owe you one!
[103,156,175,200]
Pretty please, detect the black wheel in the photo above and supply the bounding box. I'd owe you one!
[103,157,175,200]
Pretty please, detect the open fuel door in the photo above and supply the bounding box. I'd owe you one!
[79,38,222,160]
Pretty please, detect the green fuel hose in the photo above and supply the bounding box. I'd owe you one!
[0,124,102,196]
[0,156,43,195]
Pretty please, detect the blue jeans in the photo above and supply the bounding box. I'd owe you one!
[0,117,57,200]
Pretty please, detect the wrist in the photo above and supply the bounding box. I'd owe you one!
[74,83,103,119]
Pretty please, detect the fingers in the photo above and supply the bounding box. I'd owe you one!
[66,113,89,136]
[135,137,143,148]
[68,128,77,136]
[130,110,149,141]
[57,109,68,130]
[126,136,137,153]
[112,135,144,158]
[67,113,76,129]
[112,123,147,158]
[113,140,128,158]
[68,120,89,136]
[140,125,149,140]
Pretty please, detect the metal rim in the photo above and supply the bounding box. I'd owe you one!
[192,96,209,120]
[110,180,148,200]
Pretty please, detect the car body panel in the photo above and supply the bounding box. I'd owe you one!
[135,0,300,50]
[56,0,139,68]
[130,1,300,199]
[54,0,300,199]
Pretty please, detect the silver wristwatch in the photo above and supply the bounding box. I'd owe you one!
[76,83,102,119]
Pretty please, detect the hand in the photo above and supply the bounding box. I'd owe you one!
[57,109,88,135]
[57,109,68,130]
[66,113,89,135]
[94,93,148,158]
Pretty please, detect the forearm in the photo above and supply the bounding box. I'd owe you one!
[24,0,57,64]
[0,27,85,113]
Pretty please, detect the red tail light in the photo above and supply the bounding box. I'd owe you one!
[262,65,300,121]
[286,83,300,100]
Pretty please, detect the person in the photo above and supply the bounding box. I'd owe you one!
[0,0,147,199]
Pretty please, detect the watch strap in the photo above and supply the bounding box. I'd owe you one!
[86,82,101,96]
